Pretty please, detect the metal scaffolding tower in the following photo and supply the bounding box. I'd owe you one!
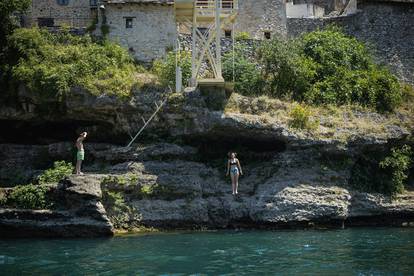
[175,0,238,88]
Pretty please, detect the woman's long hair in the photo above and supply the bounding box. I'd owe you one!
[228,152,237,160]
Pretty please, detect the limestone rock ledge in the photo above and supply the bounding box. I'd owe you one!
[97,158,414,229]
[0,209,113,238]
[87,144,414,230]
[1,146,414,237]
[0,175,114,238]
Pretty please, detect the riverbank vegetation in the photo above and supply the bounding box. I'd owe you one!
[0,1,147,103]
[0,0,31,61]
[1,19,409,117]
[153,27,409,115]
[153,50,191,88]
[350,145,413,196]
[225,27,402,113]
[0,161,73,209]
[4,28,141,100]
[5,184,52,209]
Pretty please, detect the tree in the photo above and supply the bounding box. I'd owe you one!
[257,38,316,100]
[0,0,31,52]
[223,43,265,96]
[0,0,31,88]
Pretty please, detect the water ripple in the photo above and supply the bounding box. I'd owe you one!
[0,228,413,274]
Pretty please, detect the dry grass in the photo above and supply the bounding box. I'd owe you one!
[224,91,414,143]
[225,93,292,121]
[135,72,159,85]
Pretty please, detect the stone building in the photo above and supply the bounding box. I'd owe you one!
[177,0,286,40]
[234,0,287,39]
[102,0,287,62]
[26,0,97,28]
[102,0,177,62]
[25,0,413,83]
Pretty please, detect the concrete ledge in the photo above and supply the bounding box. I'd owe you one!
[198,78,225,87]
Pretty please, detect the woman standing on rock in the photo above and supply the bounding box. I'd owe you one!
[226,152,243,195]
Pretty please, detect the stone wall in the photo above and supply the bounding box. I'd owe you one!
[105,3,177,62]
[352,1,414,84]
[235,0,287,39]
[287,1,414,84]
[27,0,95,28]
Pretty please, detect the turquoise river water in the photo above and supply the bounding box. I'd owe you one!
[0,228,413,275]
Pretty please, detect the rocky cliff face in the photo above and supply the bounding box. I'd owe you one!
[82,143,414,230]
[1,140,413,236]
[0,88,413,237]
[0,175,113,238]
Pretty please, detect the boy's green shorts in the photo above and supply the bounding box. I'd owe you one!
[77,150,85,161]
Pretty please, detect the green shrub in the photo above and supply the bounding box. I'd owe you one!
[301,27,372,78]
[300,28,401,112]
[101,189,142,229]
[235,32,250,40]
[288,104,318,130]
[401,83,414,103]
[0,0,31,53]
[256,27,402,112]
[153,50,191,88]
[350,145,412,196]
[102,175,127,186]
[304,68,401,112]
[139,184,166,198]
[7,28,139,101]
[379,145,412,195]
[223,44,264,96]
[101,174,138,186]
[38,161,73,184]
[103,190,129,212]
[7,184,52,209]
[140,184,157,197]
[137,184,177,200]
[258,38,306,99]
[368,68,402,112]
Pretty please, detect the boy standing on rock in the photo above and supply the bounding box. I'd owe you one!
[75,132,87,175]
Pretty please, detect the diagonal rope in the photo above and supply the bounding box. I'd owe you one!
[126,87,172,148]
